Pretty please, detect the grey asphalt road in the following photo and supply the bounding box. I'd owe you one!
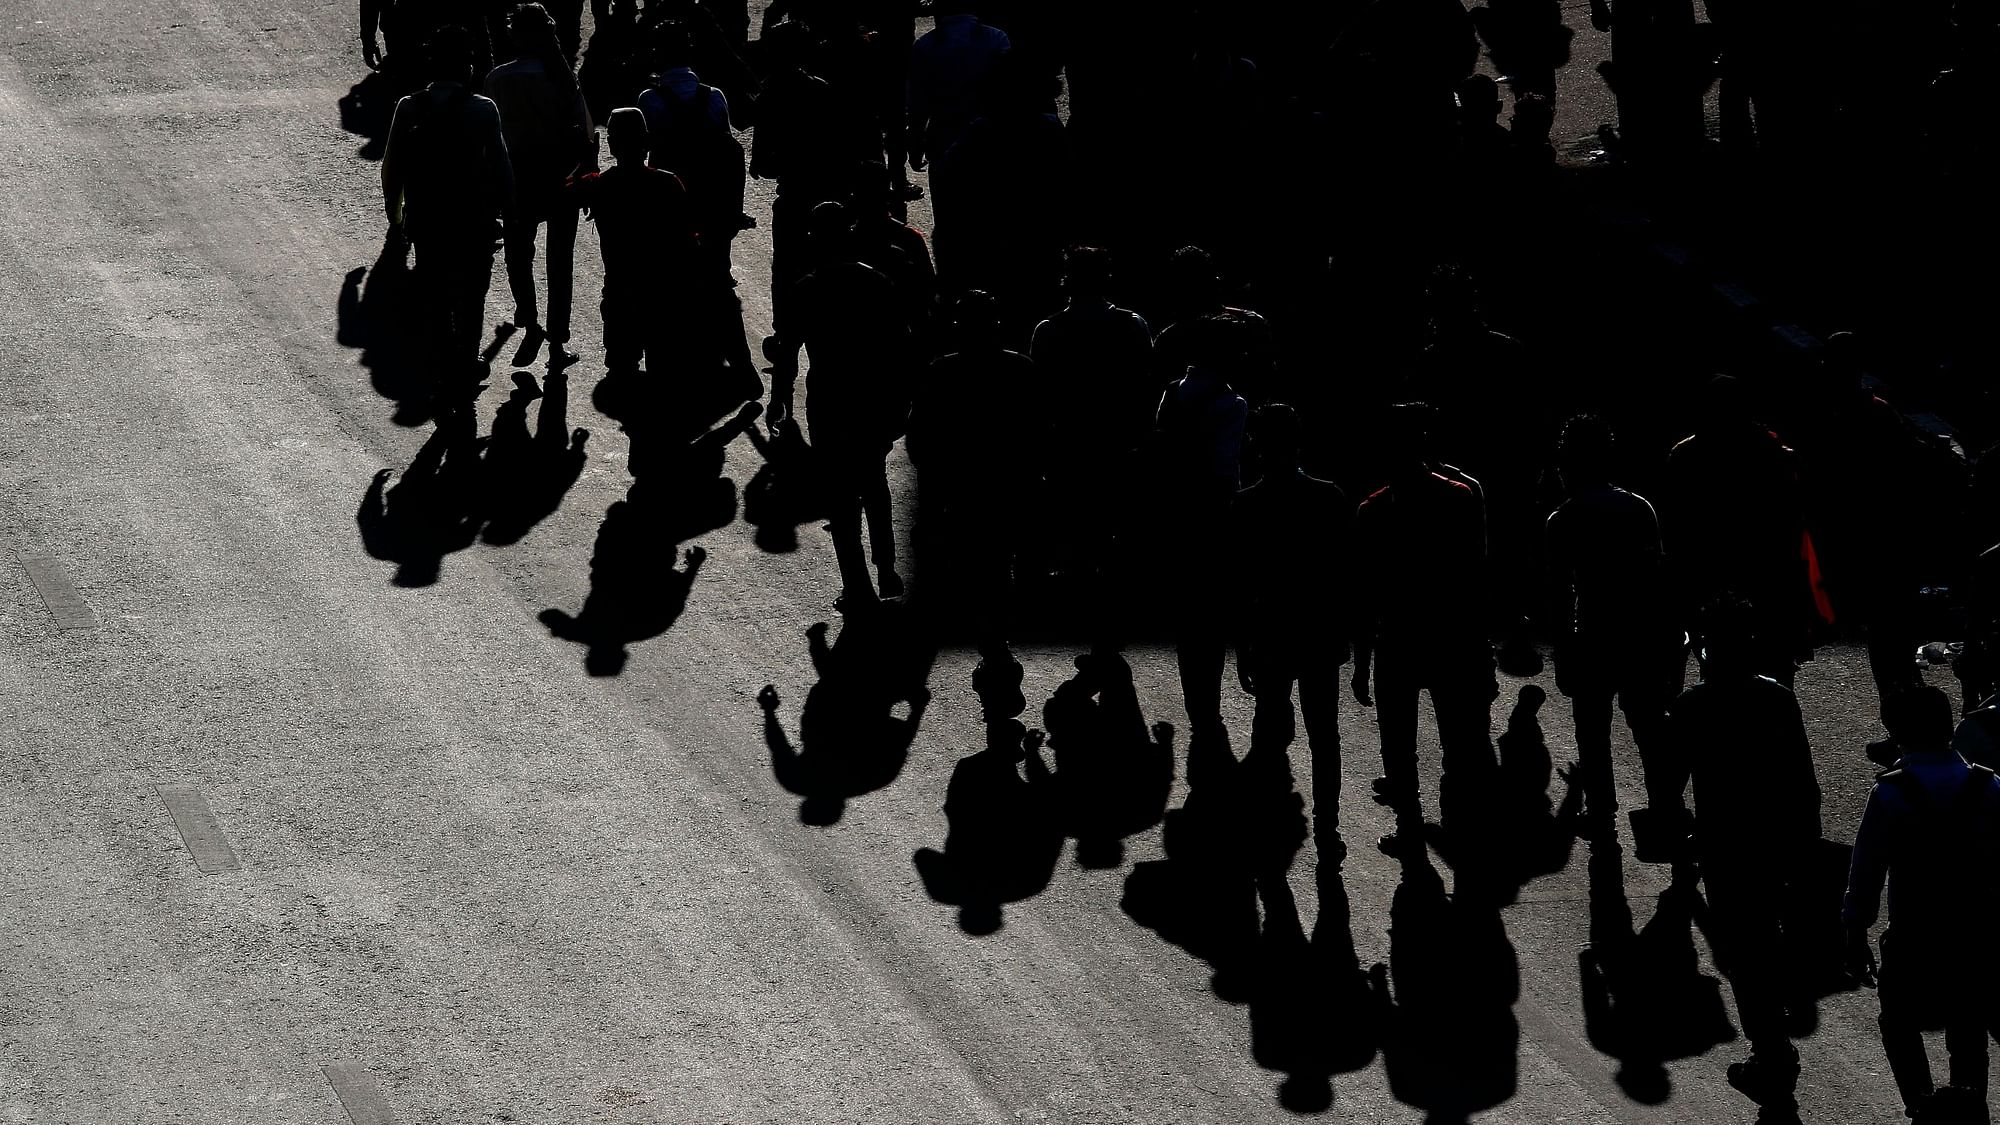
[0,3,1983,1124]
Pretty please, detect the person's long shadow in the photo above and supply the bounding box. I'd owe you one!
[1124,729,1388,1111]
[1578,844,1735,1105]
[337,235,439,427]
[1378,848,1522,1125]
[741,416,824,554]
[538,402,761,675]
[338,69,398,161]
[1123,726,1307,1005]
[357,411,484,587]
[1249,867,1390,1113]
[1427,684,1580,906]
[912,716,1065,935]
[759,599,937,826]
[358,374,590,587]
[1038,650,1175,868]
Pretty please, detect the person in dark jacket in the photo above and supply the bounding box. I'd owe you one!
[1671,596,1822,1115]
[1844,685,2000,1123]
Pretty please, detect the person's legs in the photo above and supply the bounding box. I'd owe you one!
[1373,653,1424,826]
[1572,688,1618,820]
[859,448,897,583]
[1709,872,1800,1100]
[1876,930,1938,1113]
[1298,657,1344,858]
[545,200,578,346]
[601,285,641,373]
[1433,654,1500,837]
[1625,639,1689,813]
[503,208,542,329]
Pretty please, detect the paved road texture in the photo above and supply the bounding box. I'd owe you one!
[0,3,1990,1124]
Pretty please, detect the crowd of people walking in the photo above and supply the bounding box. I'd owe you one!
[357,0,2000,1119]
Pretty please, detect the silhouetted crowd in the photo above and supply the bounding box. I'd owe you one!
[359,0,2000,1119]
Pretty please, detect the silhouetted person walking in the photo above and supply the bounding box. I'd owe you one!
[1031,246,1154,585]
[486,3,593,368]
[1844,684,2000,1124]
[767,201,910,609]
[564,108,700,375]
[1353,402,1497,856]
[1662,375,1817,687]
[1232,404,1354,866]
[906,290,1042,643]
[364,0,505,87]
[1155,316,1251,747]
[381,25,514,380]
[1671,596,1821,1117]
[1545,415,1682,843]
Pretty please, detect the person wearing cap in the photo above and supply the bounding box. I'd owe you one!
[1844,684,2000,1124]
[381,24,514,378]
[485,3,594,369]
[565,107,699,376]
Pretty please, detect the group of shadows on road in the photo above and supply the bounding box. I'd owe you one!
[333,239,1841,1120]
[775,629,1854,1121]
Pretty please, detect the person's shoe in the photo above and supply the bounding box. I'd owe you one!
[833,587,879,615]
[1914,1086,1991,1124]
[894,181,925,201]
[1377,828,1424,859]
[547,344,581,372]
[1725,1051,1799,1108]
[1865,735,1902,770]
[877,568,905,599]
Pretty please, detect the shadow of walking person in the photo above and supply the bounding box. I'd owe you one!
[538,403,761,674]
[1123,725,1308,1005]
[338,236,438,428]
[1429,683,1581,905]
[912,718,1065,935]
[357,414,483,587]
[1379,850,1521,1124]
[1578,844,1736,1105]
[760,602,937,826]
[481,372,590,546]
[741,416,826,555]
[1038,650,1175,869]
[1248,867,1390,1113]
[338,70,398,161]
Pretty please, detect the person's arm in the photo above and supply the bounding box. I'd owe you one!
[1842,784,1891,985]
[380,96,412,228]
[361,0,384,67]
[1350,500,1376,706]
[478,98,514,218]
[1785,691,1824,845]
[1842,786,1891,930]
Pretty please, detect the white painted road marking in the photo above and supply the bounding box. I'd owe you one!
[19,552,96,630]
[154,784,239,874]
[324,1062,401,1125]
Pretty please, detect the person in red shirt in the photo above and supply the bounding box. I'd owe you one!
[565,107,700,376]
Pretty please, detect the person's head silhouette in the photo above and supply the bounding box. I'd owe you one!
[605,106,649,165]
[1883,684,1955,754]
[1060,245,1113,301]
[1248,402,1302,473]
[1557,413,1615,493]
[424,25,476,85]
[950,290,1004,351]
[1697,595,1761,680]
